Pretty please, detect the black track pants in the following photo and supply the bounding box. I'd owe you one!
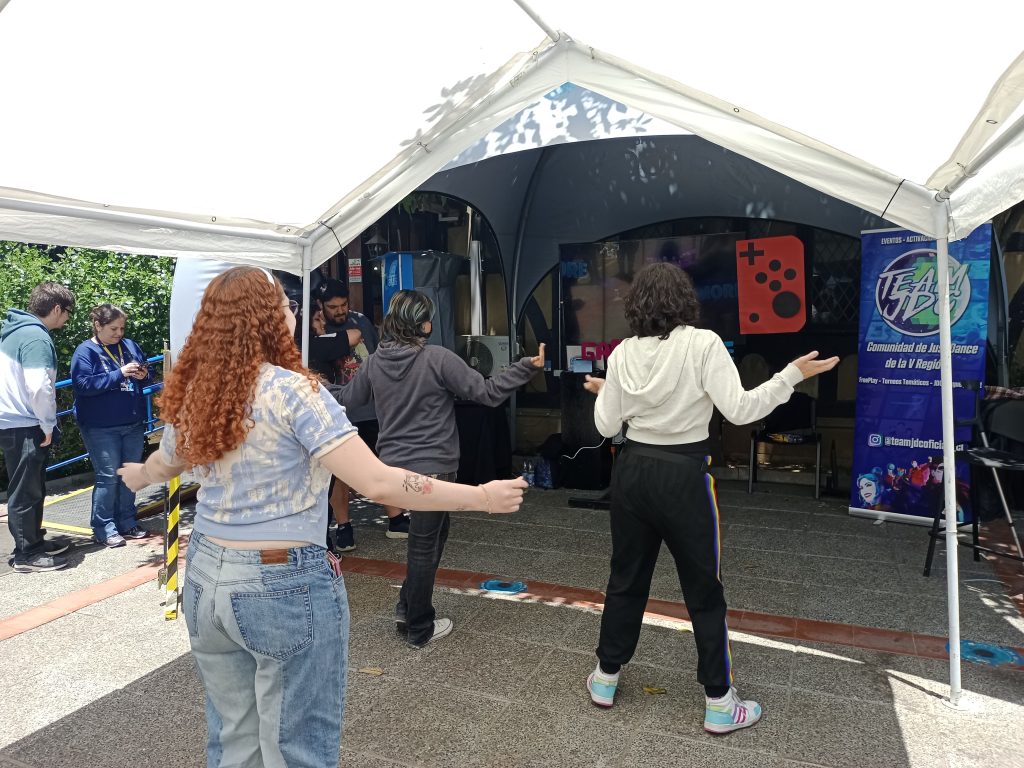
[596,442,733,690]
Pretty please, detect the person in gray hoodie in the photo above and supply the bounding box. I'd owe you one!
[330,289,543,648]
[0,281,76,572]
[583,262,838,734]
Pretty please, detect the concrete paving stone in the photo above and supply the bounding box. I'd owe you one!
[800,532,900,563]
[542,507,612,533]
[624,731,789,768]
[0,541,161,606]
[894,702,1024,768]
[522,550,609,591]
[790,641,932,706]
[779,689,911,768]
[445,516,513,545]
[397,628,552,697]
[717,491,819,513]
[6,667,208,768]
[890,540,999,575]
[556,608,603,655]
[573,615,701,673]
[889,653,1024,719]
[900,565,979,597]
[946,593,1024,648]
[347,615,440,677]
[796,583,934,634]
[341,572,404,624]
[340,751,415,768]
[485,522,613,557]
[341,676,509,767]
[722,575,804,618]
[797,553,904,594]
[648,569,687,602]
[478,701,637,768]
[343,531,406,564]
[130,652,205,706]
[719,547,807,583]
[511,647,634,723]
[438,540,543,580]
[726,527,814,557]
[728,635,799,689]
[458,592,589,647]
[717,506,812,532]
[0,592,36,620]
[505,506,611,533]
[615,673,790,754]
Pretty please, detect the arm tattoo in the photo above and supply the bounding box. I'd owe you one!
[402,473,434,495]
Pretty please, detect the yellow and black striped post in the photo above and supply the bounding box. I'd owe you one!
[164,474,181,620]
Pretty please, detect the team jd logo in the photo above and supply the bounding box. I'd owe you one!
[875,249,971,337]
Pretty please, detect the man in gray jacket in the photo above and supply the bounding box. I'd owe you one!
[0,282,76,572]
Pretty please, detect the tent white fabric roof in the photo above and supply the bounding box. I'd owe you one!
[1,0,1022,272]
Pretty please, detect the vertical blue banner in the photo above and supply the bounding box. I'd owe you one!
[382,252,413,313]
[851,224,991,523]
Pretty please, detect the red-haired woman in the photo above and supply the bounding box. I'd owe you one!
[118,266,526,768]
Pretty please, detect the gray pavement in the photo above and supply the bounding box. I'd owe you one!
[0,483,1022,767]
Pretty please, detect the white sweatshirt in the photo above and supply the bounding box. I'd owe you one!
[592,325,804,445]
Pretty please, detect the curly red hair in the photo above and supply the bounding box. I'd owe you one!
[158,266,319,465]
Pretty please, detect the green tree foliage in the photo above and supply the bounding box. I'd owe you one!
[0,242,173,489]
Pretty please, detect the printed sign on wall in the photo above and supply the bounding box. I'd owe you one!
[850,225,991,523]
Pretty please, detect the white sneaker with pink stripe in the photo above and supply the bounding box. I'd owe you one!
[703,687,762,734]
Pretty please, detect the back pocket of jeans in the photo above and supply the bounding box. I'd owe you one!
[230,586,313,661]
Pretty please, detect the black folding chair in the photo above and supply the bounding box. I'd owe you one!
[923,381,1024,575]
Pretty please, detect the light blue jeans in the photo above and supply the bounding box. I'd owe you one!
[79,422,145,541]
[183,534,350,768]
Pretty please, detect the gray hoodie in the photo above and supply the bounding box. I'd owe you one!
[329,341,538,474]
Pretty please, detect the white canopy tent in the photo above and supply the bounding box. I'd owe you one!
[2,0,1023,705]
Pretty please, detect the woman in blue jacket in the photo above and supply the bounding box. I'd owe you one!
[71,304,152,547]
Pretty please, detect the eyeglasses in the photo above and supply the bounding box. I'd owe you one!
[286,300,300,315]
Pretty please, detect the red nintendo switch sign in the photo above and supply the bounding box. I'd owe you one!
[736,236,806,334]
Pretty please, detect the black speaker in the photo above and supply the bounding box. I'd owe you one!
[559,371,611,489]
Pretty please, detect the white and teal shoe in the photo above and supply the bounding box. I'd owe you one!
[587,664,619,708]
[704,687,762,734]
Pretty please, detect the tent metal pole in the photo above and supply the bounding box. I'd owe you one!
[935,233,963,707]
[301,244,312,366]
[510,0,560,41]
[509,147,551,451]
[0,195,311,245]
[936,110,1024,202]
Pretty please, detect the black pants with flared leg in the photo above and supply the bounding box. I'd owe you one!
[596,441,733,690]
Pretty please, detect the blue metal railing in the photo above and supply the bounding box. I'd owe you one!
[46,354,165,473]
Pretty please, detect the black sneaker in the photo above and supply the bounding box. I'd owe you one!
[44,539,71,556]
[122,527,151,540]
[13,552,69,573]
[386,513,411,540]
[333,522,356,553]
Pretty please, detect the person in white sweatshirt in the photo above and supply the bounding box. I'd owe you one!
[582,262,838,734]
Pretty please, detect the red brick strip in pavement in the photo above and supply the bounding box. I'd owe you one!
[0,535,184,642]
[2,543,1021,671]
[339,556,1024,670]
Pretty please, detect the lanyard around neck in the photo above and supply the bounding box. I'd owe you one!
[101,341,125,367]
